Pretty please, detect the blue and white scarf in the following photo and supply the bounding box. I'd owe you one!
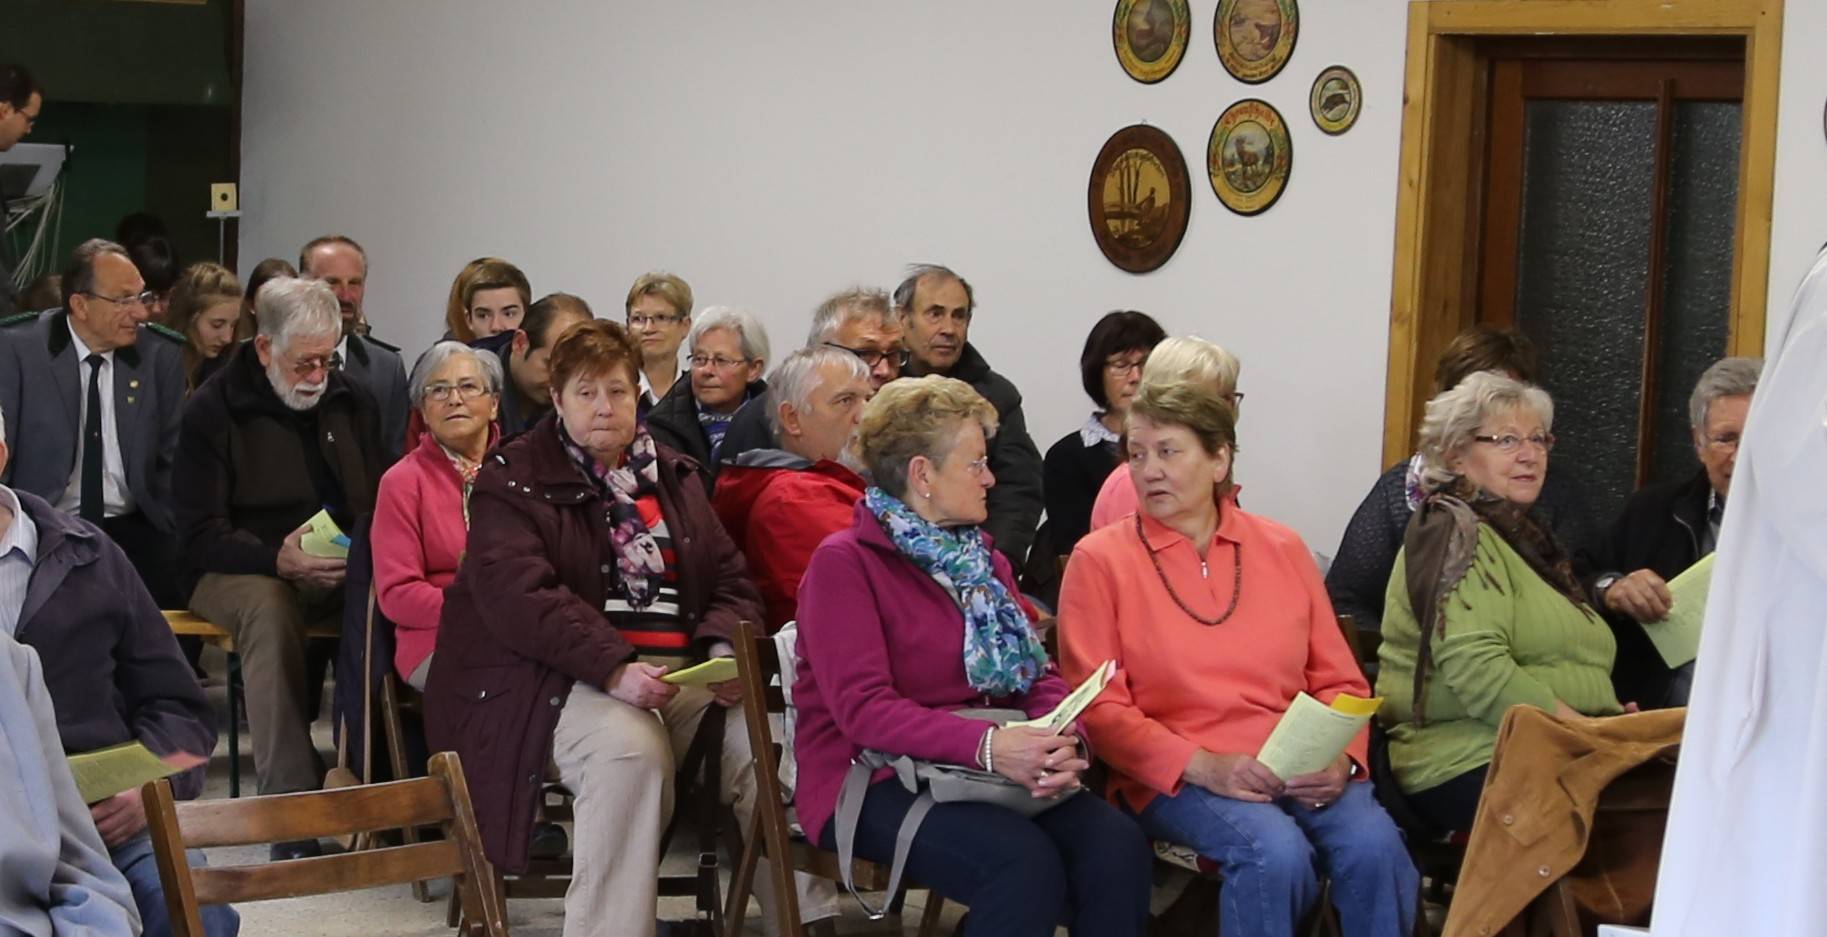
[864,487,1047,697]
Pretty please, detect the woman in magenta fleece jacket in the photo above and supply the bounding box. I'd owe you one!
[792,376,1150,937]
[371,342,500,688]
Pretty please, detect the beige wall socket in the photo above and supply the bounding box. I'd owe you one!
[210,183,238,213]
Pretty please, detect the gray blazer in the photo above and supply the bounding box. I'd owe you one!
[0,311,187,532]
[343,332,409,462]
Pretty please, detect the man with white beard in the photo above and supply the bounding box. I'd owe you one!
[172,276,385,860]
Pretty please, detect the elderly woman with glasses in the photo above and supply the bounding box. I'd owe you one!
[646,306,769,483]
[1060,381,1416,937]
[370,341,502,689]
[1042,311,1166,562]
[794,375,1152,937]
[1376,371,1624,834]
[426,320,835,935]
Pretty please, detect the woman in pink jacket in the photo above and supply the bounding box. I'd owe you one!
[794,376,1151,937]
[371,341,500,688]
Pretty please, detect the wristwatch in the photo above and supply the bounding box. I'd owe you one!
[1594,573,1622,604]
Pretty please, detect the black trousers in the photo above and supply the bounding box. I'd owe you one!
[100,511,184,610]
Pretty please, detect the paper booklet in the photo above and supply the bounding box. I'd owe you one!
[660,657,740,686]
[1256,691,1381,781]
[299,509,351,559]
[1006,660,1116,734]
[1641,552,1715,669]
[68,742,207,805]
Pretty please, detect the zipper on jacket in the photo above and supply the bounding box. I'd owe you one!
[1200,559,1209,580]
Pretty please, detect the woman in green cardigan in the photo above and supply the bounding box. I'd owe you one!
[1375,371,1624,833]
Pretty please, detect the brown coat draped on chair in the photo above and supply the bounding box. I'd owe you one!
[1444,705,1685,937]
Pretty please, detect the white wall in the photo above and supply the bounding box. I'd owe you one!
[239,0,1826,554]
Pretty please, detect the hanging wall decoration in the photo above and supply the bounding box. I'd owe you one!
[1309,65,1362,135]
[1207,99,1291,215]
[1214,0,1298,84]
[1089,124,1193,273]
[1113,0,1192,84]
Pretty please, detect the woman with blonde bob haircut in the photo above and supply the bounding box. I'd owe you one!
[1088,335,1242,529]
[1061,381,1417,937]
[1375,371,1623,834]
[793,375,1152,937]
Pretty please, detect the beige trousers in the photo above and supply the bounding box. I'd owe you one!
[551,682,837,937]
[189,572,340,795]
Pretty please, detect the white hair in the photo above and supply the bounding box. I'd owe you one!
[1416,370,1555,491]
[687,305,770,366]
[409,341,505,407]
[1139,336,1242,396]
[767,346,870,437]
[805,287,892,347]
[254,276,341,354]
[1688,356,1762,429]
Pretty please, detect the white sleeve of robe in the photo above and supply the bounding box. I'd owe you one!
[1652,249,1827,936]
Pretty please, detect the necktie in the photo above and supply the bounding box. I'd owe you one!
[80,354,104,523]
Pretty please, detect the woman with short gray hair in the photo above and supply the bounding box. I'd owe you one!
[371,340,502,689]
[1375,371,1623,833]
[646,305,770,483]
[793,375,1153,937]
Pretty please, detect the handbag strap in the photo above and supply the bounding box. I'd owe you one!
[834,757,934,920]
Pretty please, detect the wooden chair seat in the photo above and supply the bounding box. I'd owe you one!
[143,751,507,936]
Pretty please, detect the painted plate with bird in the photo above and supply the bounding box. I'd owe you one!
[1088,124,1193,273]
[1214,0,1297,84]
[1114,0,1192,84]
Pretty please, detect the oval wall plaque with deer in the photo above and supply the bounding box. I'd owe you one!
[1208,98,1292,216]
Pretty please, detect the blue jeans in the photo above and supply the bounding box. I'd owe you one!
[113,833,241,937]
[820,781,1152,937]
[1137,781,1418,937]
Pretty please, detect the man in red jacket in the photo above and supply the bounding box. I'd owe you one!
[713,346,871,630]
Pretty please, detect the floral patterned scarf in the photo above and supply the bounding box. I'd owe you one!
[558,421,666,609]
[864,487,1048,697]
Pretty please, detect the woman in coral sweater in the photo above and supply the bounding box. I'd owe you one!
[371,341,500,688]
[1060,381,1417,937]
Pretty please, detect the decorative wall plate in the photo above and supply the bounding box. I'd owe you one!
[1310,65,1362,135]
[1113,0,1192,84]
[1088,124,1193,273]
[1214,0,1298,84]
[1207,99,1292,215]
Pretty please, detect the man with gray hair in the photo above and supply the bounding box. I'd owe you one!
[0,238,189,609]
[896,264,1044,566]
[713,286,906,465]
[172,276,386,858]
[1581,355,1763,708]
[713,345,872,631]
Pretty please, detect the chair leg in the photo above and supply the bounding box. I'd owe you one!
[227,651,242,799]
[380,676,433,902]
[916,891,946,937]
[725,811,762,931]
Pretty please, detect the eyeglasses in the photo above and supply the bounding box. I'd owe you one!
[1701,432,1741,451]
[823,341,902,368]
[1228,391,1245,410]
[82,290,157,309]
[287,354,335,377]
[962,456,991,478]
[688,354,753,371]
[1104,356,1147,376]
[1473,433,1555,453]
[425,380,492,403]
[628,314,684,328]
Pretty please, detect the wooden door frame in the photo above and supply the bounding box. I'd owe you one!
[1381,0,1783,466]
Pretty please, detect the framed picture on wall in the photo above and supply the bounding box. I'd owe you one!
[1214,0,1298,84]
[1310,65,1363,135]
[1113,0,1192,84]
[1207,99,1292,215]
[1088,124,1193,273]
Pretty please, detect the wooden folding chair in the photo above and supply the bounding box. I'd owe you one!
[725,620,946,937]
[142,750,508,937]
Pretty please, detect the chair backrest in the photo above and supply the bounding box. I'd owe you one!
[1335,614,1381,683]
[143,751,508,937]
